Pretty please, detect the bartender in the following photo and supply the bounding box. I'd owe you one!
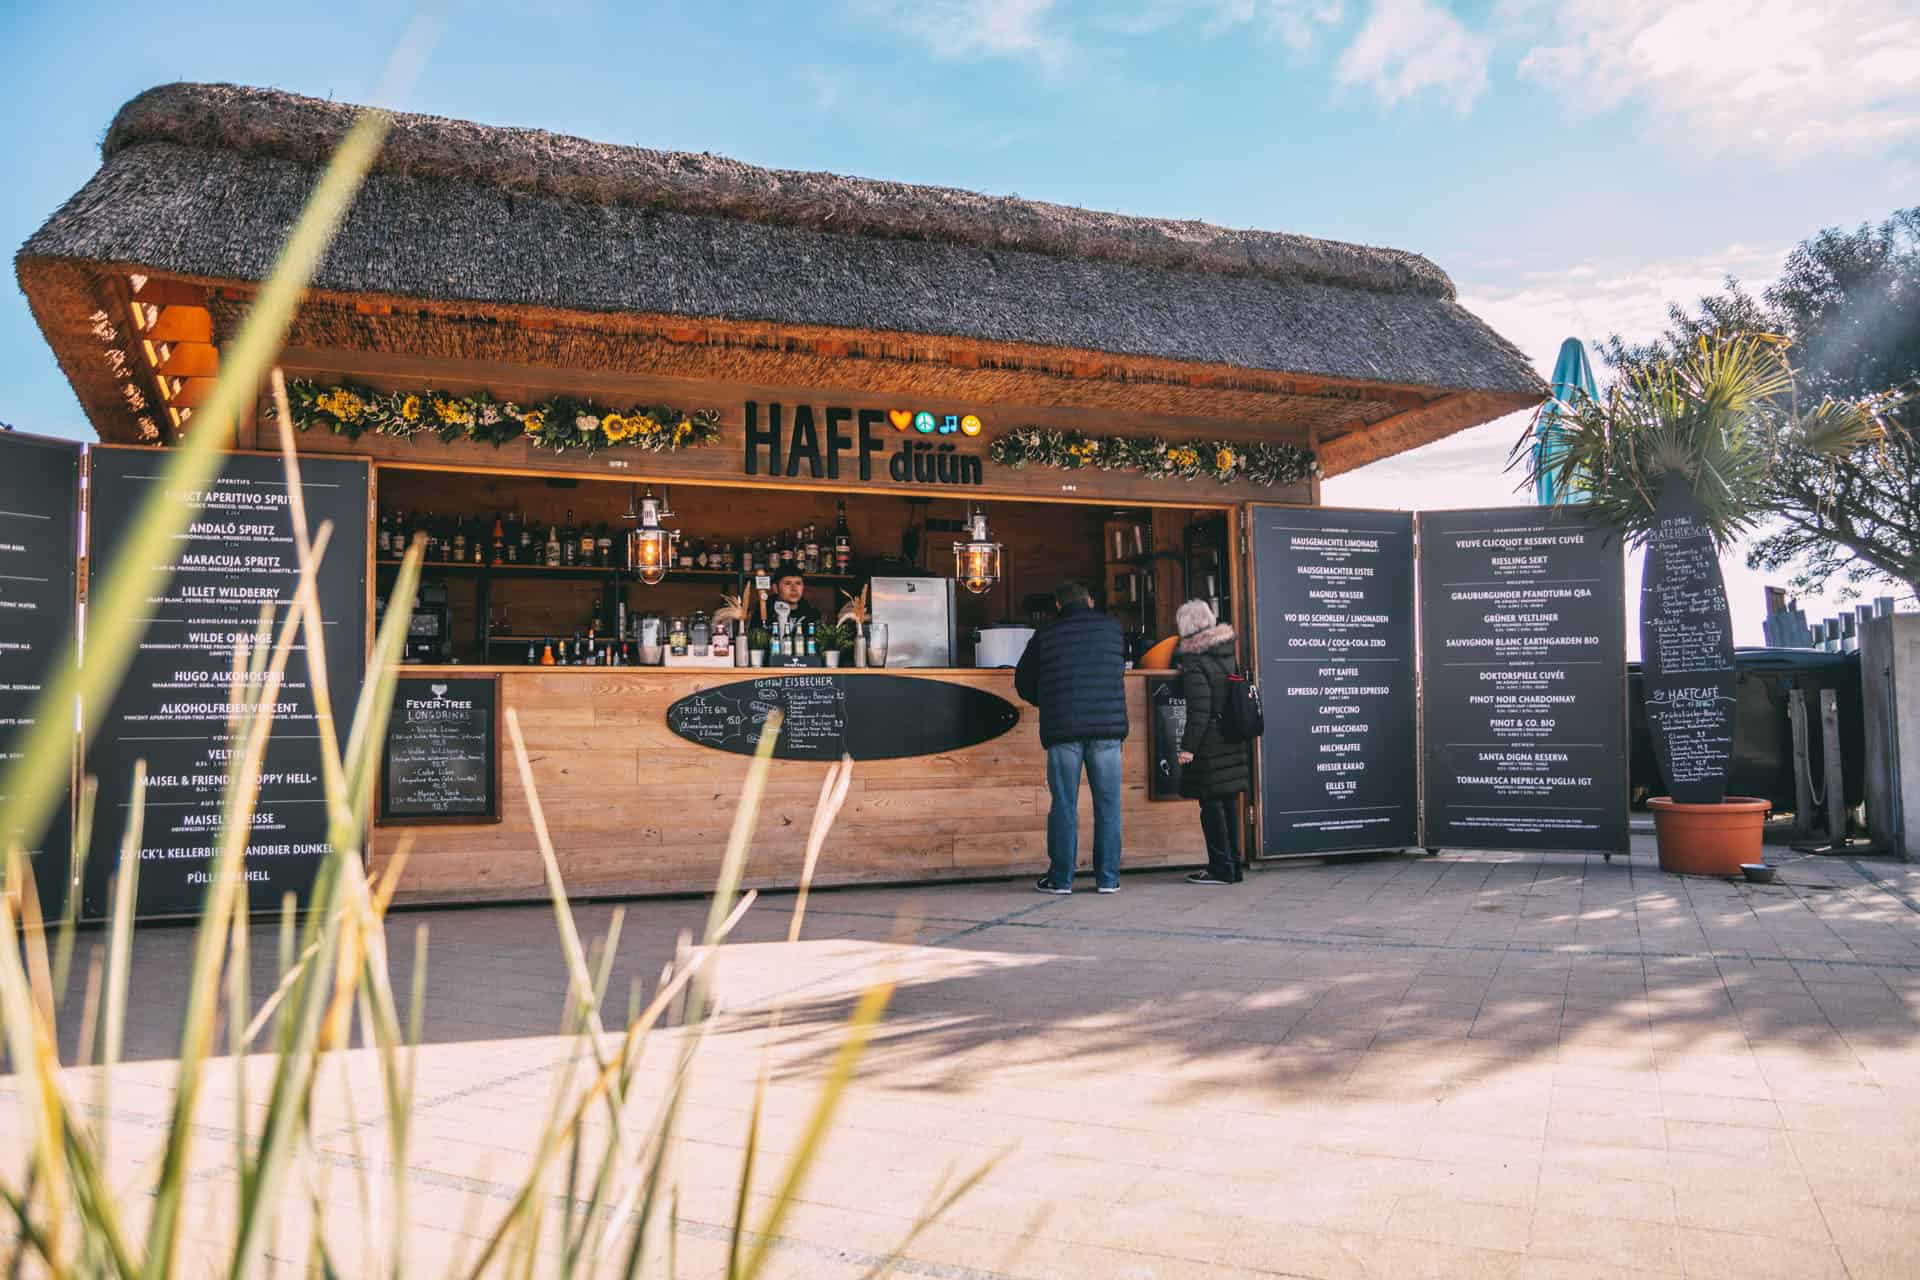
[770,568,822,630]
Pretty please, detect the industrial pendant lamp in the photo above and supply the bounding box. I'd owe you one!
[626,484,674,585]
[953,503,1004,596]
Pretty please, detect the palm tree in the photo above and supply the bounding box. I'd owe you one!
[1518,331,1885,869]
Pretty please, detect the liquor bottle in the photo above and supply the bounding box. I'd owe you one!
[804,525,820,574]
[376,509,391,557]
[545,522,562,567]
[805,621,818,657]
[769,623,783,660]
[516,509,533,564]
[525,640,537,665]
[491,513,506,563]
[560,509,577,566]
[450,518,467,564]
[578,518,594,567]
[503,511,519,564]
[470,520,486,564]
[596,523,612,568]
[540,637,555,666]
[834,502,852,574]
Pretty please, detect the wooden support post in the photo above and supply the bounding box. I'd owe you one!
[1821,687,1846,848]
[1789,688,1813,839]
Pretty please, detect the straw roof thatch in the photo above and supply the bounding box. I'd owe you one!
[17,82,1542,455]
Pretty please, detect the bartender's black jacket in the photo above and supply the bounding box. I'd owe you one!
[1013,601,1130,747]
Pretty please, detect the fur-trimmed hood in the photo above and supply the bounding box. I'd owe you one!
[1177,622,1235,656]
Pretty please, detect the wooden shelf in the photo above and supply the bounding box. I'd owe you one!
[375,560,858,585]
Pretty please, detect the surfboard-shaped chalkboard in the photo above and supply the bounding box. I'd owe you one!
[666,675,1019,761]
[1639,476,1737,805]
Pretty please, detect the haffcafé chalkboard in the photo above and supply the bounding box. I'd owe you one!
[667,674,1018,761]
[380,676,500,824]
[1250,506,1418,855]
[1419,508,1629,853]
[1147,676,1187,800]
[0,431,81,918]
[1640,476,1738,804]
[81,449,369,919]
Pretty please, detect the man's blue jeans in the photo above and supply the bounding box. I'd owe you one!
[1045,738,1124,890]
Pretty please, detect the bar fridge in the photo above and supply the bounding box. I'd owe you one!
[870,576,957,667]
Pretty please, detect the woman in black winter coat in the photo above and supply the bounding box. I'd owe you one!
[1174,599,1250,885]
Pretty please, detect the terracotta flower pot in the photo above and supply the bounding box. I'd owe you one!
[1647,796,1771,876]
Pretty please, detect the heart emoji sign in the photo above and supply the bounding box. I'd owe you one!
[888,410,913,432]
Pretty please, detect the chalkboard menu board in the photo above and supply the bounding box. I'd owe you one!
[1640,477,1737,804]
[1250,506,1418,854]
[380,676,500,824]
[0,431,81,918]
[82,449,369,919]
[1147,676,1187,800]
[1419,508,1629,853]
[666,674,1018,761]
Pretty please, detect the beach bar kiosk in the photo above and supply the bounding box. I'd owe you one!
[12,84,1544,917]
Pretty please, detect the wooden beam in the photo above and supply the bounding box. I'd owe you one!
[145,306,212,343]
[129,278,207,308]
[157,342,219,377]
[1315,390,1544,477]
[171,377,219,408]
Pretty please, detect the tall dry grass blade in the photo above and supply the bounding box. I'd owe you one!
[0,850,70,1265]
[96,760,145,1171]
[857,1151,1008,1280]
[51,774,98,1002]
[74,946,103,1072]
[788,756,853,944]
[727,1071,769,1280]
[737,980,895,1280]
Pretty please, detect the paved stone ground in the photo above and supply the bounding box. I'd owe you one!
[10,837,1920,1277]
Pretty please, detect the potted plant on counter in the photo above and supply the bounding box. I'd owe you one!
[1524,332,1884,874]
[747,625,771,667]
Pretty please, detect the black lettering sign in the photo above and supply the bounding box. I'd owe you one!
[1250,506,1418,854]
[1418,507,1629,852]
[744,400,781,477]
[785,404,824,479]
[747,404,982,487]
[666,674,1018,761]
[81,449,369,920]
[0,431,81,917]
[379,675,499,824]
[1639,477,1737,804]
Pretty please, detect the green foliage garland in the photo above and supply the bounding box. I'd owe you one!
[283,379,722,456]
[988,428,1317,487]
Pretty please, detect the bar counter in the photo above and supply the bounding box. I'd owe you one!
[372,665,1205,905]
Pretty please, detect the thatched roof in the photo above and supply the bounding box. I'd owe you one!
[17,82,1542,456]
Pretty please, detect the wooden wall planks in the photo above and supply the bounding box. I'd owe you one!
[371,669,1206,904]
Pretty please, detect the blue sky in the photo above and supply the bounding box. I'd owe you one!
[6,1,1917,638]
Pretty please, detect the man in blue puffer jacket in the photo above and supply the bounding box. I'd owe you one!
[1014,581,1129,895]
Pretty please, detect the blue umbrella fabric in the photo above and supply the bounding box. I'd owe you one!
[1535,337,1599,505]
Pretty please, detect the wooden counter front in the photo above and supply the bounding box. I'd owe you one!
[371,667,1206,905]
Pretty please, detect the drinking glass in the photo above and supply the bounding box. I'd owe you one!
[865,623,889,668]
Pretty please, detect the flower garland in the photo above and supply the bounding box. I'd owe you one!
[283,380,722,456]
[988,428,1317,488]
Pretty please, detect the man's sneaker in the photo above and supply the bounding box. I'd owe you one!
[1185,871,1234,886]
[1035,878,1072,895]
[1095,884,1120,895]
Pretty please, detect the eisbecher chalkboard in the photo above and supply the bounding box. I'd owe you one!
[666,674,1018,761]
[380,675,500,824]
[1147,676,1186,800]
[1640,476,1738,805]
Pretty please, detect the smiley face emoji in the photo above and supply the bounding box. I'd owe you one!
[960,414,983,437]
[913,411,936,434]
[888,410,913,432]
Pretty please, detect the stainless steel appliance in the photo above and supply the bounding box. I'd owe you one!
[870,576,956,667]
[972,623,1035,668]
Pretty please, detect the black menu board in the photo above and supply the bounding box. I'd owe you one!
[1147,676,1187,800]
[1419,508,1629,852]
[82,449,369,919]
[667,674,1018,761]
[1250,506,1418,854]
[1639,476,1737,804]
[380,675,499,824]
[0,431,81,918]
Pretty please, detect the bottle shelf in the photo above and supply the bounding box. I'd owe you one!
[375,560,860,585]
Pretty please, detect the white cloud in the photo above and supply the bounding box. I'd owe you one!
[1513,0,1920,156]
[1333,0,1490,115]
[863,0,1071,68]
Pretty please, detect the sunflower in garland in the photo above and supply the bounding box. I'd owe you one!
[398,394,422,423]
[1215,447,1237,473]
[521,410,546,436]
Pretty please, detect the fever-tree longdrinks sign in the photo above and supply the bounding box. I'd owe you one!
[83,450,368,919]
